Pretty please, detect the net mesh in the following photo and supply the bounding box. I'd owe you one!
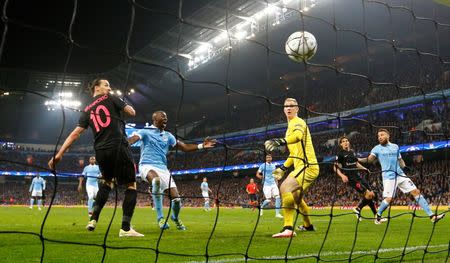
[0,0,449,262]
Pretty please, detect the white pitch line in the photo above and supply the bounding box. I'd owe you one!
[185,244,448,263]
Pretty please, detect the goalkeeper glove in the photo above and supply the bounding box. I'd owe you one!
[273,165,287,180]
[265,138,287,152]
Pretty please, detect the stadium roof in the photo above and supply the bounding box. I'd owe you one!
[0,0,449,142]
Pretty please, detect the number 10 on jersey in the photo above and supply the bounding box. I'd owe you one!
[90,105,111,132]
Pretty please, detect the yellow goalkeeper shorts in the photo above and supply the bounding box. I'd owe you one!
[288,164,319,191]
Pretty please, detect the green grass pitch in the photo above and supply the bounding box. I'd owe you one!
[0,206,448,262]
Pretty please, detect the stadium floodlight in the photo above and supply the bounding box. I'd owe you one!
[265,4,279,14]
[44,99,81,109]
[58,92,72,98]
[195,43,211,54]
[116,90,122,96]
[235,30,247,40]
[214,31,228,43]
[129,88,135,94]
[186,0,319,72]
[46,80,81,87]
[236,21,250,30]
[253,10,265,20]
[178,53,192,60]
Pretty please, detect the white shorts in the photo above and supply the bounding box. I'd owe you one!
[263,184,280,199]
[86,184,99,200]
[202,192,209,199]
[31,190,42,197]
[383,176,417,198]
[139,164,176,192]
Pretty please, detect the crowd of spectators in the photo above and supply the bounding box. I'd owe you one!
[186,62,448,139]
[0,97,447,174]
[2,159,448,208]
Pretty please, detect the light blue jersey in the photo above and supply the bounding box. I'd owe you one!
[201,182,209,193]
[135,125,177,170]
[370,143,405,180]
[82,164,101,186]
[29,177,46,192]
[258,162,277,186]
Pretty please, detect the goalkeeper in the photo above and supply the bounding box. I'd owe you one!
[265,98,319,238]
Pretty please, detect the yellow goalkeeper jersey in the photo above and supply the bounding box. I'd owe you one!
[284,116,318,169]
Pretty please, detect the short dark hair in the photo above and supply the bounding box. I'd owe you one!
[338,135,349,145]
[88,78,105,96]
[377,128,390,135]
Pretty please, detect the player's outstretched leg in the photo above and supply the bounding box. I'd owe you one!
[411,190,445,223]
[272,191,296,238]
[430,213,445,223]
[87,197,94,217]
[170,197,186,231]
[275,197,283,218]
[375,198,390,225]
[354,198,369,221]
[367,199,377,216]
[37,199,42,210]
[152,177,168,229]
[87,181,111,231]
[260,199,270,216]
[119,187,144,237]
[296,198,316,231]
[204,199,210,211]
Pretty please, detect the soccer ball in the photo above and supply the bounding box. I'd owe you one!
[285,31,317,62]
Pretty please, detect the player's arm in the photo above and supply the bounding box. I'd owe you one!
[397,157,413,174]
[123,105,136,117]
[77,176,84,193]
[111,95,135,117]
[128,134,141,145]
[43,179,46,191]
[255,169,263,180]
[176,137,216,152]
[271,159,291,181]
[283,157,294,169]
[29,180,33,192]
[356,162,369,172]
[48,126,85,169]
[398,157,406,169]
[358,154,376,164]
[265,124,304,152]
[333,162,348,183]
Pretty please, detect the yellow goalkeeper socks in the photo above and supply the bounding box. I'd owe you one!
[298,198,312,227]
[282,192,295,228]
